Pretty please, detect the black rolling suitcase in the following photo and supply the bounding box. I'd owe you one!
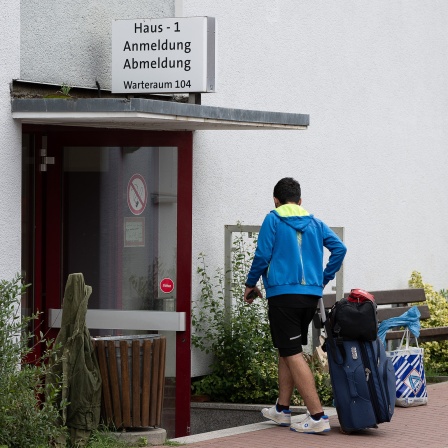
[319,296,396,433]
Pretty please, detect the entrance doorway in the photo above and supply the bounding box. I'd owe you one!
[22,126,192,437]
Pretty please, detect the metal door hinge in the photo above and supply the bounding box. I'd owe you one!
[40,138,55,172]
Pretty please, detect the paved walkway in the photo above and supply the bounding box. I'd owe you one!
[153,381,448,448]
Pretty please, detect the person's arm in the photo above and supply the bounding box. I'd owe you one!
[322,224,347,286]
[245,213,276,287]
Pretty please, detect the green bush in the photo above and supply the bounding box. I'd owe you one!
[191,229,332,405]
[0,274,67,447]
[409,271,448,375]
[85,427,132,448]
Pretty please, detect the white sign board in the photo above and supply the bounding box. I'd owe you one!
[112,17,216,94]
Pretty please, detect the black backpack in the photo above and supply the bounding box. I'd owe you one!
[329,289,378,341]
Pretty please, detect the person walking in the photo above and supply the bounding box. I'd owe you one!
[244,177,346,434]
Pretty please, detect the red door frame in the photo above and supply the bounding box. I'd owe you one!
[24,125,193,437]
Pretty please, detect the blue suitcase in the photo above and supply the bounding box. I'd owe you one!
[325,336,396,433]
[319,298,396,433]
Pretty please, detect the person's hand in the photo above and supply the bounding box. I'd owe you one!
[244,286,262,304]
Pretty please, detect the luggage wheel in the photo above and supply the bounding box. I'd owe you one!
[340,424,378,435]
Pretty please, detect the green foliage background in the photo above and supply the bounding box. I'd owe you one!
[409,271,448,375]
[0,274,67,448]
[191,229,332,406]
[0,275,150,448]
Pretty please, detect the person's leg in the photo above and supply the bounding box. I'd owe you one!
[281,353,322,414]
[277,355,294,406]
[267,304,295,410]
[261,363,292,426]
[266,302,329,433]
[262,308,293,425]
[284,351,330,434]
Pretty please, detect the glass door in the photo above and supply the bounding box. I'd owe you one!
[62,144,178,319]
[23,127,192,438]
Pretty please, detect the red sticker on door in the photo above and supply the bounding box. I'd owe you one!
[160,278,174,294]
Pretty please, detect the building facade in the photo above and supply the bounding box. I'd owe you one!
[2,0,448,438]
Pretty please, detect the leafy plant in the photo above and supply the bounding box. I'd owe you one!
[85,427,132,448]
[136,437,147,447]
[0,274,67,447]
[129,262,159,310]
[191,227,332,405]
[82,428,184,447]
[59,83,72,96]
[439,288,448,302]
[409,271,448,375]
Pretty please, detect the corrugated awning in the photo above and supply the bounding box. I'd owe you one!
[11,98,309,131]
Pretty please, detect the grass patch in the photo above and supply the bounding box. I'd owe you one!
[85,429,185,447]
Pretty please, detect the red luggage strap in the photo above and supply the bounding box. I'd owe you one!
[347,288,375,303]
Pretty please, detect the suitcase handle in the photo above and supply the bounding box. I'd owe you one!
[319,297,345,365]
[346,370,361,398]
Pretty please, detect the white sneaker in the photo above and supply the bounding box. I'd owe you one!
[290,413,331,434]
[261,401,291,426]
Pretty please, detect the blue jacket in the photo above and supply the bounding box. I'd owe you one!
[246,204,347,298]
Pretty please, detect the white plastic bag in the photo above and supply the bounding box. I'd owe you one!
[386,329,428,407]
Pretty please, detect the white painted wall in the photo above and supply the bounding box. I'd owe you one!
[0,1,21,280]
[20,0,174,89]
[182,1,448,375]
[17,0,448,376]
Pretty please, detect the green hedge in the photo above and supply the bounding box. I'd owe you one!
[191,229,332,406]
[409,271,448,375]
[0,274,67,447]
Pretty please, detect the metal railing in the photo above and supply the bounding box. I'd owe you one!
[224,224,345,350]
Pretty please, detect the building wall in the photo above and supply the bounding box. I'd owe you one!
[182,0,448,375]
[20,0,173,89]
[1,1,21,280]
[17,1,448,376]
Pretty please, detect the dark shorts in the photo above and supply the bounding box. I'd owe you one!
[268,295,318,357]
